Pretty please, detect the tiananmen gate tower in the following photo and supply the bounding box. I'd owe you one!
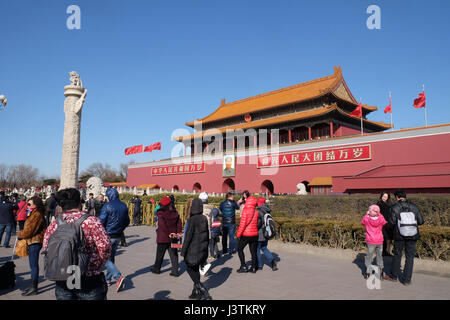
[127,67,450,195]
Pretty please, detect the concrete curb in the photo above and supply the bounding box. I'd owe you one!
[269,240,450,277]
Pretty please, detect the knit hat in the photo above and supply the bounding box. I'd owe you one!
[190,198,203,215]
[257,197,266,207]
[367,204,380,217]
[160,196,171,206]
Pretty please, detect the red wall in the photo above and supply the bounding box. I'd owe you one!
[127,130,450,194]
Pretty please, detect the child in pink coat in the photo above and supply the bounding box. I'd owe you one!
[361,205,387,279]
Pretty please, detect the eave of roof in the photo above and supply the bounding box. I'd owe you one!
[175,104,391,141]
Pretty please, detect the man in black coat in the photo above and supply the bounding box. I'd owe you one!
[130,196,142,226]
[0,196,18,248]
[181,198,211,300]
[384,189,424,285]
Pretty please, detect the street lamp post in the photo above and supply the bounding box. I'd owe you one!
[0,95,7,110]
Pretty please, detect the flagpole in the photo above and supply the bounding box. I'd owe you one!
[423,84,427,127]
[389,91,393,130]
[360,98,363,135]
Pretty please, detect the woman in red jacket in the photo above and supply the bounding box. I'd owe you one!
[15,197,28,231]
[236,193,259,273]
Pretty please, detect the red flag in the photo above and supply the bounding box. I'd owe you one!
[125,145,143,155]
[350,103,363,117]
[413,90,426,108]
[384,96,392,114]
[144,142,161,152]
[152,142,161,150]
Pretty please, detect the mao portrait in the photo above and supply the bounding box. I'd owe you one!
[222,155,235,177]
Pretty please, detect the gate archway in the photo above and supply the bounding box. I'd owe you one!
[261,180,274,195]
[222,178,235,193]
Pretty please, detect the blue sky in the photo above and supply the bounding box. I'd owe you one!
[1,0,449,178]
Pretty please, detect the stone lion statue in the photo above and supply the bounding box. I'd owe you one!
[69,71,82,87]
[296,183,307,195]
[86,176,103,198]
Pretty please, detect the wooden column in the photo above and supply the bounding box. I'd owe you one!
[330,122,334,138]
[233,138,236,150]
[308,126,312,140]
[219,140,222,152]
[254,136,257,147]
[288,129,292,143]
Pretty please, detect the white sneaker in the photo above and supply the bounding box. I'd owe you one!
[199,263,211,276]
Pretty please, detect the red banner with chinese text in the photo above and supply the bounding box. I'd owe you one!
[151,163,206,176]
[257,145,371,168]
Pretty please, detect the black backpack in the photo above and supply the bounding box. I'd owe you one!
[42,214,91,281]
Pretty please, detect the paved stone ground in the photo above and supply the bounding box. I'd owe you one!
[1,225,449,300]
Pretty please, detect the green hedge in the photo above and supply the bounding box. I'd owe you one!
[270,194,450,227]
[274,218,450,261]
[121,193,450,261]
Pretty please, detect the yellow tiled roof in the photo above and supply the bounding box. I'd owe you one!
[186,66,377,127]
[309,177,333,186]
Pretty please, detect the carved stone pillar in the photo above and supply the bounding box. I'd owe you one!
[59,71,87,190]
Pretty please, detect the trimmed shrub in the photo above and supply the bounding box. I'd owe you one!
[273,217,450,261]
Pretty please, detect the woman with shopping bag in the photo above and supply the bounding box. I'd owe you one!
[17,196,46,296]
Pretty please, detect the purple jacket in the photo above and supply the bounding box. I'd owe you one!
[156,206,182,244]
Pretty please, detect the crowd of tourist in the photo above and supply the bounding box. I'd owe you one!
[0,187,424,299]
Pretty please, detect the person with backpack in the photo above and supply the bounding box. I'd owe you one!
[151,196,182,277]
[99,187,130,292]
[181,198,211,300]
[42,188,111,300]
[361,204,387,280]
[236,194,259,273]
[17,196,47,296]
[383,189,424,285]
[256,198,278,271]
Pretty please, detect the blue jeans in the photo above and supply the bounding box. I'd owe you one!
[0,223,13,247]
[28,243,42,282]
[105,237,122,282]
[257,240,274,268]
[221,223,236,254]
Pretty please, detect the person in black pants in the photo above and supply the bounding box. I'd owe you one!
[181,198,211,300]
[236,194,259,273]
[377,191,393,256]
[383,189,424,285]
[152,196,182,276]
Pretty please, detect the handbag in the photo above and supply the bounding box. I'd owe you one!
[15,239,29,257]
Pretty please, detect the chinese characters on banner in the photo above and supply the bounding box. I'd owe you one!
[151,163,206,176]
[257,145,371,168]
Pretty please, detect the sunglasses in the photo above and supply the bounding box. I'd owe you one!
[27,203,32,206]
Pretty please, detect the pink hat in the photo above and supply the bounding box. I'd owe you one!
[367,204,380,216]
